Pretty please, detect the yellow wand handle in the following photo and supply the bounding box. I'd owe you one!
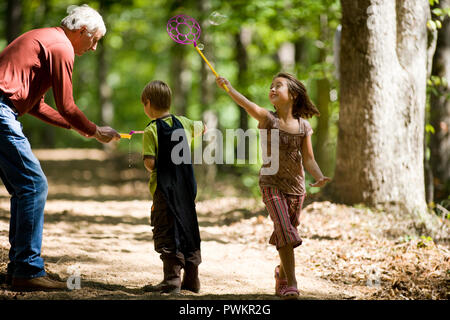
[194,45,229,92]
[119,133,132,139]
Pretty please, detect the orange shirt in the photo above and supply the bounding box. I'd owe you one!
[0,27,96,136]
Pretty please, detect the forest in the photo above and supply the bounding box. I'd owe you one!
[0,0,448,302]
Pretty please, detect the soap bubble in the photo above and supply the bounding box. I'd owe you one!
[196,43,204,50]
[208,11,227,26]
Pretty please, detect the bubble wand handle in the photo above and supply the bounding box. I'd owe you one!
[120,133,132,139]
[194,45,229,92]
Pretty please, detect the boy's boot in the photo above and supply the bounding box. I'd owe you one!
[159,258,182,294]
[181,262,200,293]
[143,259,182,294]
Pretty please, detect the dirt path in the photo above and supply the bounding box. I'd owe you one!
[0,149,447,300]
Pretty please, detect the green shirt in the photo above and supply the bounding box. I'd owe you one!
[142,115,204,196]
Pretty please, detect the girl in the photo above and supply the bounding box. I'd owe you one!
[216,72,330,299]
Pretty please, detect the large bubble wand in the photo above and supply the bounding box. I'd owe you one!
[166,14,229,92]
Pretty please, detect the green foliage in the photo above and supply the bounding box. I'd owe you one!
[1,0,341,196]
[428,0,450,31]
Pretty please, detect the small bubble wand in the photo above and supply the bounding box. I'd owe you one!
[166,14,229,92]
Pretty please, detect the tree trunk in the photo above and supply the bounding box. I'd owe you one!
[295,38,308,66]
[235,29,250,132]
[39,0,55,147]
[424,19,438,205]
[169,0,190,115]
[315,14,333,177]
[98,37,113,126]
[316,76,332,176]
[6,0,22,43]
[198,0,215,110]
[170,45,190,115]
[235,28,251,161]
[430,0,450,203]
[98,1,114,151]
[197,0,217,181]
[331,0,430,214]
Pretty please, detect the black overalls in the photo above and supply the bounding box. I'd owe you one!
[149,115,201,268]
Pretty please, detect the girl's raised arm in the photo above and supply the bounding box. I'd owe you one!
[216,77,268,123]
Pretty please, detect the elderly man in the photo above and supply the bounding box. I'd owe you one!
[0,4,120,291]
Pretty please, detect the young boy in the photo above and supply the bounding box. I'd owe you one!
[141,80,205,294]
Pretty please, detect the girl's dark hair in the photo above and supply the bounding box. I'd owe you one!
[274,72,320,119]
[141,80,172,111]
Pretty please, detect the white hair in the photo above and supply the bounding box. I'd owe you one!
[61,4,106,36]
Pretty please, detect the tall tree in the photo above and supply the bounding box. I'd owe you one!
[235,28,250,132]
[315,13,333,177]
[424,8,438,206]
[234,27,252,161]
[330,0,431,214]
[98,1,113,129]
[168,0,190,115]
[197,0,218,180]
[37,0,55,147]
[430,0,450,203]
[198,0,215,111]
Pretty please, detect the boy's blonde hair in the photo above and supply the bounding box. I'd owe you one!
[141,80,172,111]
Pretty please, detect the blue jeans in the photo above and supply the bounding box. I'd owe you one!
[0,98,47,279]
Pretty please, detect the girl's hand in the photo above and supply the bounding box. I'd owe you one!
[216,76,231,90]
[309,176,331,188]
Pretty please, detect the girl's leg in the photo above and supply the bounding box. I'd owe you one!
[278,244,296,288]
[279,193,305,286]
[261,187,302,293]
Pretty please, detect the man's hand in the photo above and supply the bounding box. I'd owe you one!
[94,126,121,143]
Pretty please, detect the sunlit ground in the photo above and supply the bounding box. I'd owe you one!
[0,149,448,300]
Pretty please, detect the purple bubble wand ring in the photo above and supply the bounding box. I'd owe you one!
[166,14,229,92]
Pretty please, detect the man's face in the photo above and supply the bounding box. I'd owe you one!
[74,27,103,56]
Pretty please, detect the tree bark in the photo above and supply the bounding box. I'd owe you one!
[331,0,430,214]
[430,0,450,203]
[424,12,438,205]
